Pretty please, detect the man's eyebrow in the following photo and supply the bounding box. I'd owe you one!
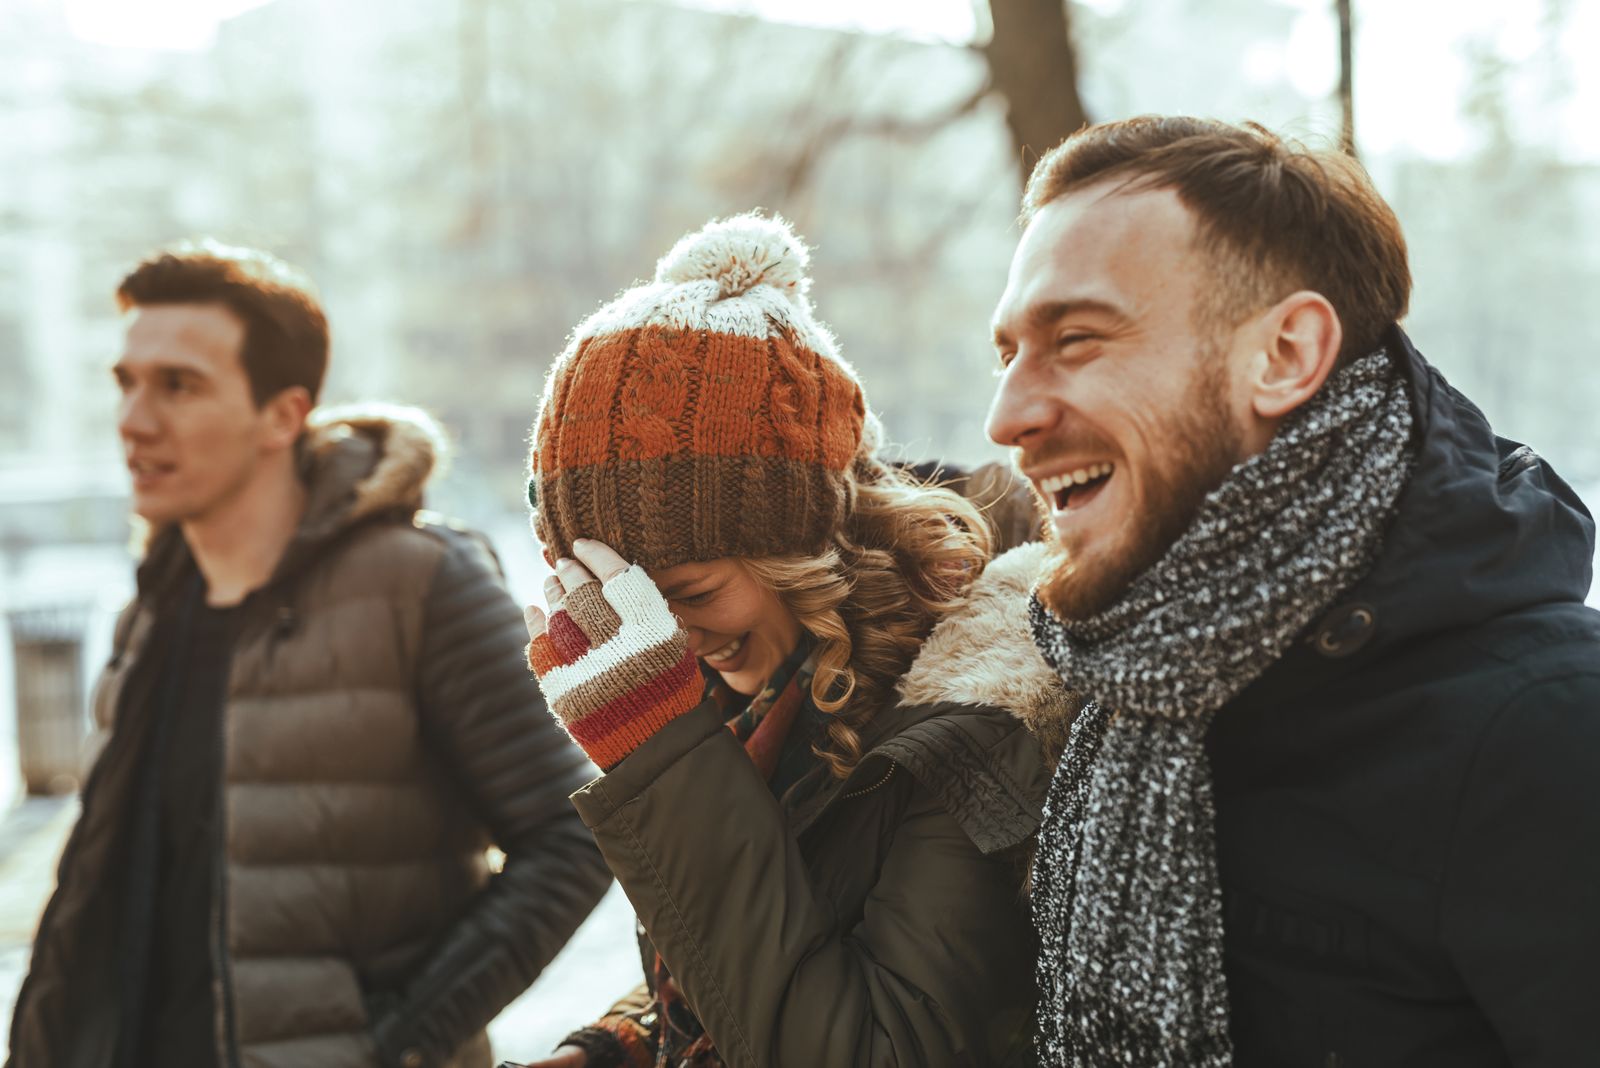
[113,357,212,377]
[993,298,1129,346]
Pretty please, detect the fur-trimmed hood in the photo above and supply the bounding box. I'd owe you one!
[897,541,1079,761]
[298,403,449,534]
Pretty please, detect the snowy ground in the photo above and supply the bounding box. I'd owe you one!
[488,884,641,1059]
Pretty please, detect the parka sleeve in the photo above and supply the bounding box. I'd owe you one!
[369,531,614,1068]
[1438,670,1600,1066]
[571,702,1037,1068]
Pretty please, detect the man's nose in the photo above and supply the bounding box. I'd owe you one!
[117,388,160,441]
[986,355,1062,448]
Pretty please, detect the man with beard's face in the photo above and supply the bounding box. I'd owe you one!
[987,181,1267,619]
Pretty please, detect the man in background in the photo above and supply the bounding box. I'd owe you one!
[990,117,1600,1065]
[8,242,611,1068]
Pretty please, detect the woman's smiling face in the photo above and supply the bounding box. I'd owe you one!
[649,558,804,695]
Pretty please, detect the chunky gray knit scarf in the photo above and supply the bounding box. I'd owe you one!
[1029,350,1415,1066]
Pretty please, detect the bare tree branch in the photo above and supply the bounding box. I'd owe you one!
[775,63,994,200]
[1336,0,1357,157]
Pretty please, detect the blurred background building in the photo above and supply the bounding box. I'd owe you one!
[2,0,1598,1057]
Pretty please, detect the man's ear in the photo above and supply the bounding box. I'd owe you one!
[263,386,313,451]
[1250,291,1342,421]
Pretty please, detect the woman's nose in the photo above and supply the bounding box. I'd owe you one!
[681,625,707,655]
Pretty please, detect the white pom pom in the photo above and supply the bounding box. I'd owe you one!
[655,212,811,301]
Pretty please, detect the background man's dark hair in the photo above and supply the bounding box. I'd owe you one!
[1023,116,1412,366]
[116,241,329,406]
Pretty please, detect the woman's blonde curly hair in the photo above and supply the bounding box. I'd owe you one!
[742,429,994,779]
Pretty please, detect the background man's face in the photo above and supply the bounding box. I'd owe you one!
[986,182,1248,619]
[114,303,274,528]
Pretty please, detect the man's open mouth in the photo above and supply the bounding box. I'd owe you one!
[1040,463,1114,512]
[128,458,177,487]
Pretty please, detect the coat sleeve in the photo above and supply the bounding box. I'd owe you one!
[1438,669,1600,1066]
[571,702,1036,1068]
[370,531,614,1068]
[958,461,1042,553]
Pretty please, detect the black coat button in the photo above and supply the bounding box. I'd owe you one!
[1311,602,1377,658]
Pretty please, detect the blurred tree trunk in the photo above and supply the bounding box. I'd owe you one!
[775,1,1091,196]
[982,0,1091,177]
[1336,0,1356,156]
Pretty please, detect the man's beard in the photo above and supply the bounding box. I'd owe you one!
[1036,354,1243,621]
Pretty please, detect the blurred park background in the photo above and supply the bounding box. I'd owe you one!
[1,0,1598,1059]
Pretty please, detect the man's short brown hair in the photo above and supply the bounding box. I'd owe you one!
[1023,116,1411,365]
[116,241,329,406]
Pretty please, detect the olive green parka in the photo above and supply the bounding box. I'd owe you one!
[571,542,1074,1067]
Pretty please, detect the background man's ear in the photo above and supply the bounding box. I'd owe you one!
[1251,291,1342,421]
[264,386,313,451]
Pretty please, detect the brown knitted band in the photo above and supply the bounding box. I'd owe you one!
[552,632,692,722]
[535,454,848,571]
[562,582,622,646]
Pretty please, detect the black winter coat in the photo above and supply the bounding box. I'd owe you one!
[1205,327,1600,1066]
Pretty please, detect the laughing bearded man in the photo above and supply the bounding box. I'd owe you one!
[988,117,1600,1067]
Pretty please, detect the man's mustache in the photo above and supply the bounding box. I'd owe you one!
[1013,434,1119,480]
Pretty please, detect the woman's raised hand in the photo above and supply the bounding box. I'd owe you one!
[524,539,701,770]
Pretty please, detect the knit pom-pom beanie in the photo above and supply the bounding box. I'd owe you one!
[529,213,867,570]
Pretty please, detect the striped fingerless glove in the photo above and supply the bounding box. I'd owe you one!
[527,565,703,770]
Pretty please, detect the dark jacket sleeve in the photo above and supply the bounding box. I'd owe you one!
[371,531,613,1068]
[571,702,1036,1068]
[957,461,1042,553]
[895,459,1041,553]
[1438,668,1600,1065]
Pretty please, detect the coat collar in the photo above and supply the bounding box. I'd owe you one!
[896,541,1082,760]
[1231,325,1595,707]
[1350,325,1593,642]
[782,545,1074,850]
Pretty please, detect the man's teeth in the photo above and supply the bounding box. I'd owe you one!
[704,636,744,663]
[1040,463,1114,495]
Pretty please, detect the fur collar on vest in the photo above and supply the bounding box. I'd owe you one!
[300,403,448,528]
[897,541,1080,763]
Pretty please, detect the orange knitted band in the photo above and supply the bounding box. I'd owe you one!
[537,327,863,472]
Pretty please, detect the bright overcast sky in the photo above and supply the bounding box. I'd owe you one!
[60,0,1600,160]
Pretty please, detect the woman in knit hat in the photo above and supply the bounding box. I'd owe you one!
[510,214,1069,1068]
